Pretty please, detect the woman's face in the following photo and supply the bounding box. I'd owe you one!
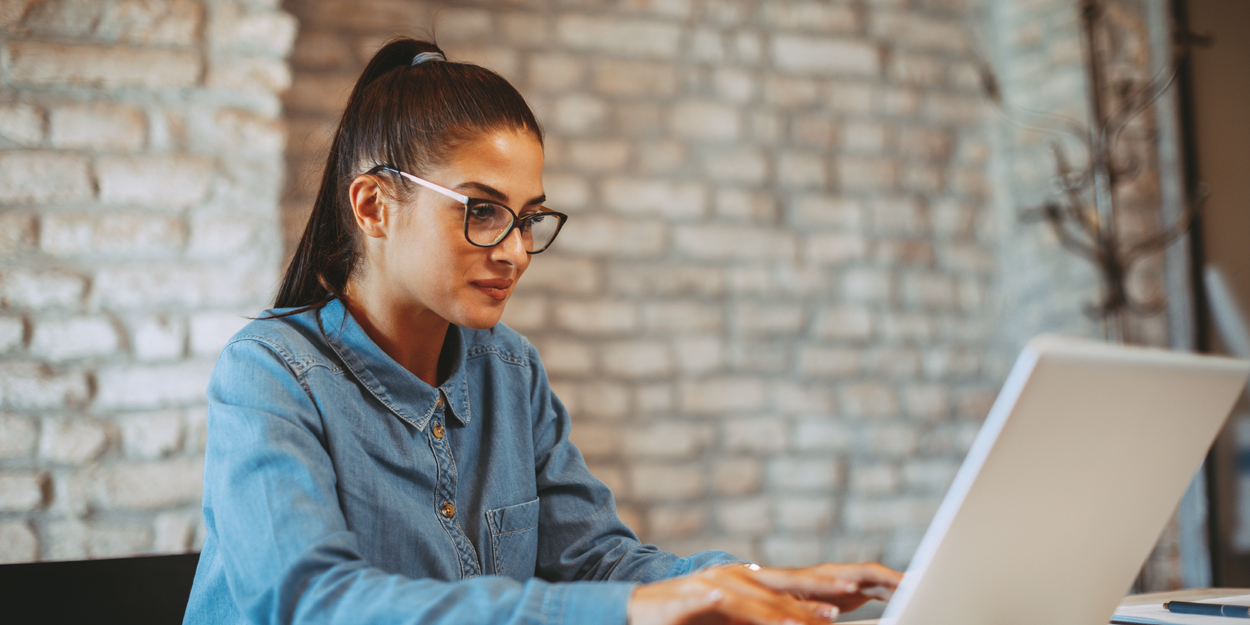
[374,129,545,331]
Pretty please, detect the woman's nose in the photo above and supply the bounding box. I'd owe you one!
[490,226,527,266]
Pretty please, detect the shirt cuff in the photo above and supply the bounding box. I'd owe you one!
[545,580,637,625]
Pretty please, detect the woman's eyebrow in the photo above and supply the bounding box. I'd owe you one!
[458,181,546,207]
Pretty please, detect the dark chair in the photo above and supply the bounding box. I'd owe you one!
[0,552,200,625]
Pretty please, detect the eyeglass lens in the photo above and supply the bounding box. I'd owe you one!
[467,202,561,252]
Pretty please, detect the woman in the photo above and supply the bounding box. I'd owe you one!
[183,38,901,625]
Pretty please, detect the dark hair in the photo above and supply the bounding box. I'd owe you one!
[274,38,543,312]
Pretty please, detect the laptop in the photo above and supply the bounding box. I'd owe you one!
[878,335,1249,625]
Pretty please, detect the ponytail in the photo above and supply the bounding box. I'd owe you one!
[273,38,542,313]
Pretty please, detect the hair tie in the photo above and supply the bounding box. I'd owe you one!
[412,51,445,65]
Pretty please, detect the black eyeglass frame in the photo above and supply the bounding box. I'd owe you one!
[367,165,568,254]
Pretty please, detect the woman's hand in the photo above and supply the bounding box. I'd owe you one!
[627,561,902,625]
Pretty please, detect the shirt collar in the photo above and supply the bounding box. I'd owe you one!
[319,298,472,431]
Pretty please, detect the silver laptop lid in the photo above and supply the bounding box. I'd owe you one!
[881,335,1249,625]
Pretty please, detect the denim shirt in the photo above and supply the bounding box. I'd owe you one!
[183,298,738,625]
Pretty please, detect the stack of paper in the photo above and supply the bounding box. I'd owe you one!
[1112,595,1250,625]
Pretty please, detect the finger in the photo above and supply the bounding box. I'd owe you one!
[797,600,839,622]
[750,563,903,601]
[703,586,837,625]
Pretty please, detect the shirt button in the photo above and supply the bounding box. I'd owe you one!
[435,394,444,408]
[432,423,445,439]
[440,502,456,519]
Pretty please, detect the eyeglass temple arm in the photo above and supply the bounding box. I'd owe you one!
[380,167,470,204]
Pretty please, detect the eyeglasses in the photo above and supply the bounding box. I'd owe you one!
[368,166,568,254]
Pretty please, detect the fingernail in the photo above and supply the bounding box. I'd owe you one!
[821,606,840,621]
[845,583,858,593]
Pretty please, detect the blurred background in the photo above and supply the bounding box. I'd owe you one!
[0,0,1245,600]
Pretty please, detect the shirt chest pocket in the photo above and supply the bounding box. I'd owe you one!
[485,498,540,581]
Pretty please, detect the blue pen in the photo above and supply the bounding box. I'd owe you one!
[1165,602,1250,618]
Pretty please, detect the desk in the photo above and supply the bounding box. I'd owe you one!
[841,589,1250,624]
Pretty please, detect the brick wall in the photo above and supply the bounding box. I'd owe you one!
[284,0,1003,570]
[0,0,295,562]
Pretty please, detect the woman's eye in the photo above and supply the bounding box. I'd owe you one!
[469,204,504,222]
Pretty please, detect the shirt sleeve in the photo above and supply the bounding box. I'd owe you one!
[522,339,745,585]
[198,337,639,625]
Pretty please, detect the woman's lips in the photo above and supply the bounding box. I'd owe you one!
[472,278,512,301]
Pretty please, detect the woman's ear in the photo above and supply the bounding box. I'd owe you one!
[349,174,389,239]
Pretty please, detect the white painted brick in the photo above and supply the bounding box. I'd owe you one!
[862,422,921,455]
[870,12,970,53]
[864,347,922,377]
[702,147,768,184]
[0,152,92,203]
[722,418,787,453]
[790,194,862,229]
[761,535,823,567]
[609,264,725,297]
[806,232,870,266]
[671,100,741,142]
[543,173,591,213]
[673,336,725,374]
[206,55,291,94]
[797,346,861,376]
[185,406,208,453]
[0,472,44,511]
[771,35,879,76]
[554,215,666,258]
[769,382,834,414]
[603,340,673,379]
[636,140,688,175]
[635,383,673,414]
[764,75,820,108]
[189,311,249,357]
[536,339,596,377]
[95,360,215,410]
[680,377,765,415]
[154,509,200,553]
[776,496,835,532]
[629,462,704,501]
[623,421,711,458]
[733,32,762,64]
[768,456,839,491]
[889,52,945,86]
[902,459,960,494]
[776,151,826,188]
[763,2,860,31]
[93,263,277,309]
[0,316,23,353]
[570,422,622,459]
[714,188,775,222]
[602,178,708,221]
[839,383,899,418]
[0,414,38,458]
[39,418,109,464]
[712,68,756,103]
[711,458,763,496]
[838,157,898,192]
[40,213,187,257]
[717,497,771,533]
[187,212,266,259]
[811,307,873,341]
[30,316,119,361]
[572,381,631,421]
[595,59,679,96]
[728,341,790,373]
[49,103,146,151]
[880,312,933,342]
[556,15,682,59]
[843,497,941,533]
[826,536,885,565]
[792,419,855,452]
[528,52,586,91]
[851,463,900,494]
[119,411,183,459]
[0,521,38,563]
[98,155,213,209]
[643,302,722,333]
[0,211,38,259]
[43,520,152,560]
[553,94,609,134]
[131,315,186,361]
[95,0,204,45]
[646,504,708,538]
[0,103,44,146]
[554,300,638,334]
[901,273,956,309]
[209,6,297,57]
[0,363,90,410]
[841,268,892,303]
[673,224,795,262]
[732,302,804,334]
[90,458,203,510]
[688,27,725,63]
[8,41,200,89]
